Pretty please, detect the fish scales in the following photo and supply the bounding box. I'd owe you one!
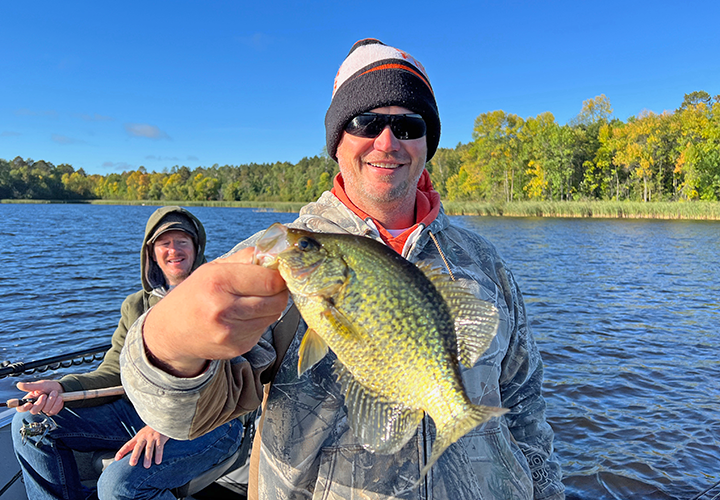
[299,236,462,413]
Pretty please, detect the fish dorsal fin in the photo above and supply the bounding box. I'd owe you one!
[334,362,423,455]
[416,261,500,368]
[297,328,329,376]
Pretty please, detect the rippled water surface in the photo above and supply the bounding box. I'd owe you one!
[1,205,718,499]
[456,216,720,500]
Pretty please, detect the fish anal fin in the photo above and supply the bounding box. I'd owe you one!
[297,328,329,376]
[418,403,508,483]
[417,261,500,367]
[334,362,423,455]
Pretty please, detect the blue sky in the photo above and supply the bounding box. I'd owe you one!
[2,1,719,175]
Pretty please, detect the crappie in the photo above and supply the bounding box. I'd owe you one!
[254,223,507,480]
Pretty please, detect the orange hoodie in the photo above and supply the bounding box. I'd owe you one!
[331,169,441,254]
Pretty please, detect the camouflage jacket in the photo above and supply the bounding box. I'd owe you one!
[120,192,565,499]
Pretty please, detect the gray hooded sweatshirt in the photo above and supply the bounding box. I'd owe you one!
[60,206,206,406]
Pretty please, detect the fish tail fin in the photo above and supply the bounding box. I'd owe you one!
[417,404,508,483]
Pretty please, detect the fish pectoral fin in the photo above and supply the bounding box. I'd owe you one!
[418,261,500,367]
[297,328,329,376]
[334,362,423,455]
[320,305,362,341]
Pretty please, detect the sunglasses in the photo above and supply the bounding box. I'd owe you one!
[344,112,427,140]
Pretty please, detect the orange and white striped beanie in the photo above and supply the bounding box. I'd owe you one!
[324,39,441,162]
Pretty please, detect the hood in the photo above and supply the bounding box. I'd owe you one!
[141,206,207,292]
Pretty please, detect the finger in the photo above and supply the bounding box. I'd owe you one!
[217,246,255,264]
[29,394,48,415]
[144,439,155,469]
[44,391,64,416]
[15,381,37,394]
[154,437,166,465]
[115,442,130,461]
[15,401,33,413]
[129,440,144,467]
[225,265,288,299]
[16,380,61,396]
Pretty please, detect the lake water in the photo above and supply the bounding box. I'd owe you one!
[1,203,718,499]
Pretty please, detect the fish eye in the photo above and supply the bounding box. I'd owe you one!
[297,237,320,252]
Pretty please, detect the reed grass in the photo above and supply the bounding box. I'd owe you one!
[442,200,720,220]
[1,199,307,212]
[87,199,308,212]
[5,199,720,219]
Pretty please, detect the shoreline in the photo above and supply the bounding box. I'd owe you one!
[3,199,720,220]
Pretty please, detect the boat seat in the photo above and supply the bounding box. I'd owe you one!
[90,447,244,499]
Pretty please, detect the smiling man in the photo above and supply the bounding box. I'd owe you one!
[120,39,565,499]
[11,207,247,500]
[146,210,201,289]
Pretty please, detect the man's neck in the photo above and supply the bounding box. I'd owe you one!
[355,196,416,229]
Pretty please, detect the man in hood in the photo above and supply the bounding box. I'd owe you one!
[11,207,245,500]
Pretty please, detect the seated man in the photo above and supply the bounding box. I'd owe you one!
[11,206,244,500]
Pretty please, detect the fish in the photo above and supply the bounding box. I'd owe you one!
[254,222,508,480]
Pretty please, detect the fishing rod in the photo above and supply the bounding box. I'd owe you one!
[1,386,125,408]
[0,343,111,379]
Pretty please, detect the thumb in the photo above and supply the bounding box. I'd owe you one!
[215,246,255,264]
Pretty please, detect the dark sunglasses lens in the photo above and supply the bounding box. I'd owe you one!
[391,116,426,140]
[345,114,386,138]
[345,113,426,140]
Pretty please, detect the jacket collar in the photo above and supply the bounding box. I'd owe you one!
[330,170,441,254]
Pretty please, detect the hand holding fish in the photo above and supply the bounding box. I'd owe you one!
[142,247,289,377]
[13,380,65,416]
[115,425,170,468]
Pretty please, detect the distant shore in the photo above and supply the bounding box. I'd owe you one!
[3,199,720,220]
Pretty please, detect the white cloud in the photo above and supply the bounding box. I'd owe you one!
[52,134,85,145]
[15,108,57,117]
[124,123,170,140]
[145,154,180,161]
[102,161,136,172]
[77,113,113,122]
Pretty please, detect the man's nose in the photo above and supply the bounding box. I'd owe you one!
[373,126,401,152]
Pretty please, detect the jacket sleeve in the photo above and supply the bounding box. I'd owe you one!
[120,309,277,441]
[497,265,565,500]
[58,292,145,407]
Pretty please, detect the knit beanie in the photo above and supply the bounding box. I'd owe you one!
[325,39,440,162]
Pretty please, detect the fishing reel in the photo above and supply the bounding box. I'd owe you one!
[19,415,57,447]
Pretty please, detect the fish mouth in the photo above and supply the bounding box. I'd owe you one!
[253,223,291,268]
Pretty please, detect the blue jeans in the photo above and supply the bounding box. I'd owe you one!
[11,398,243,500]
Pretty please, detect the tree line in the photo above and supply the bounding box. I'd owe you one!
[3,91,719,203]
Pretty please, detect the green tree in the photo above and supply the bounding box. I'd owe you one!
[427,144,466,196]
[451,110,525,202]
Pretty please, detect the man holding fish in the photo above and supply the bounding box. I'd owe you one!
[120,39,565,499]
